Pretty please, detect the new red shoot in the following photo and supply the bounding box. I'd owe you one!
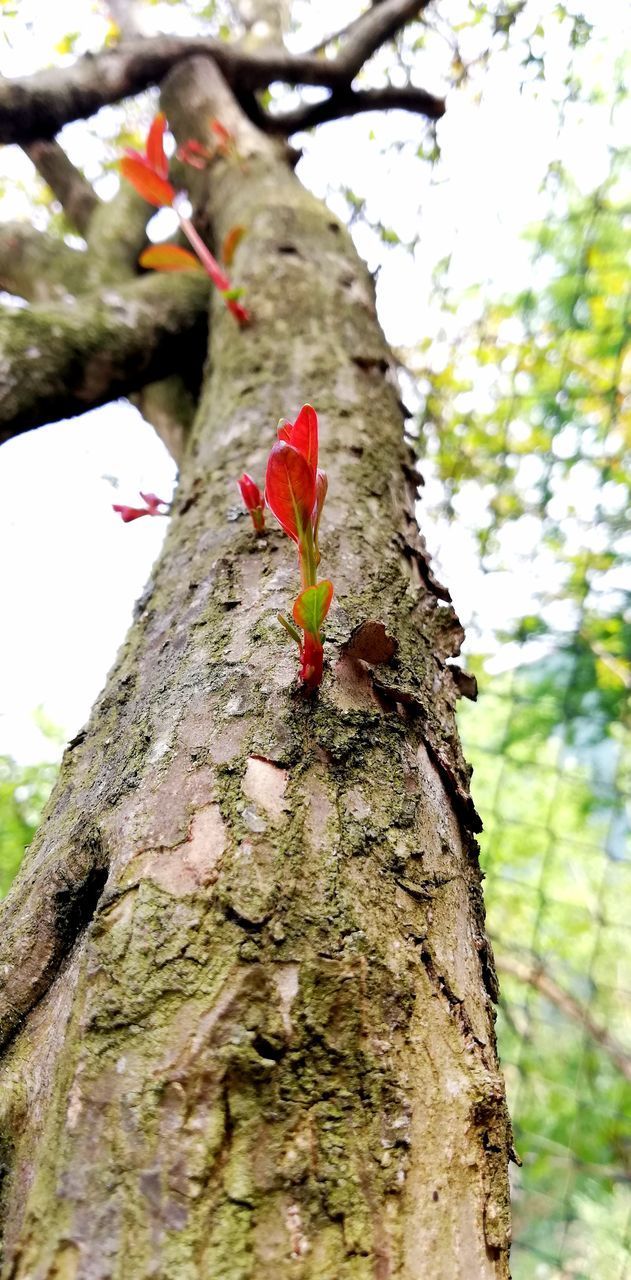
[265,405,333,690]
[238,473,265,534]
[119,113,250,325]
[113,492,171,523]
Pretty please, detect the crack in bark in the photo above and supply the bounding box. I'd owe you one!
[418,941,487,1052]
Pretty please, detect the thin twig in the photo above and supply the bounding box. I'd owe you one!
[267,83,445,134]
[497,950,631,1083]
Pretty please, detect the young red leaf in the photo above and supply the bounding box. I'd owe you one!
[237,473,265,532]
[113,492,169,523]
[139,492,169,513]
[146,113,168,179]
[313,468,328,553]
[222,225,245,266]
[287,404,318,477]
[237,473,262,512]
[177,139,211,170]
[210,119,232,149]
[265,442,316,544]
[292,580,334,636]
[119,156,174,207]
[113,504,150,523]
[314,469,328,516]
[139,244,206,274]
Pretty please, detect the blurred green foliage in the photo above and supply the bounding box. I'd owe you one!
[418,144,631,1276]
[0,712,62,898]
[459,680,631,1278]
[0,753,57,898]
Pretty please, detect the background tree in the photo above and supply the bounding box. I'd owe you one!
[0,3,515,1278]
[416,103,630,1276]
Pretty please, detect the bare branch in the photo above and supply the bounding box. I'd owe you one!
[497,951,631,1084]
[334,0,432,79]
[0,272,209,446]
[0,222,88,302]
[0,9,434,146]
[131,374,197,463]
[233,0,290,44]
[268,83,445,133]
[0,38,326,145]
[105,0,147,40]
[309,0,415,56]
[24,140,99,236]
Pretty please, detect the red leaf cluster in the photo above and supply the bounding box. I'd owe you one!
[119,114,175,208]
[112,492,170,523]
[119,114,250,326]
[263,405,333,689]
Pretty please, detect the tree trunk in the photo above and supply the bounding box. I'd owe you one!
[0,58,511,1280]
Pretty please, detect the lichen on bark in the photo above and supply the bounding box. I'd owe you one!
[0,56,511,1280]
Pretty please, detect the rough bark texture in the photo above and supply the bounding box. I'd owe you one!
[0,222,89,304]
[0,58,511,1280]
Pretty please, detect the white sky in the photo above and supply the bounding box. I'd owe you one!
[0,0,627,761]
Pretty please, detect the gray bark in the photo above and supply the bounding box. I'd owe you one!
[0,57,511,1280]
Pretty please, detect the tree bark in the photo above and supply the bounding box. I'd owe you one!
[0,273,209,443]
[0,58,511,1280]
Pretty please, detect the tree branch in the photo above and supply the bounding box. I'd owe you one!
[0,272,209,446]
[0,39,317,144]
[106,0,147,41]
[0,222,89,302]
[334,0,432,79]
[497,951,631,1084]
[267,83,445,133]
[23,140,99,236]
[0,11,435,146]
[84,184,151,288]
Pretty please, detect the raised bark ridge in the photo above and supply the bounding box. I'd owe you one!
[0,57,511,1280]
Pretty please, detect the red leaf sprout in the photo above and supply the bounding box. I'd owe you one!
[119,112,175,208]
[265,441,316,552]
[176,139,212,170]
[113,492,170,523]
[238,473,265,534]
[146,113,169,179]
[263,404,333,689]
[119,113,250,326]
